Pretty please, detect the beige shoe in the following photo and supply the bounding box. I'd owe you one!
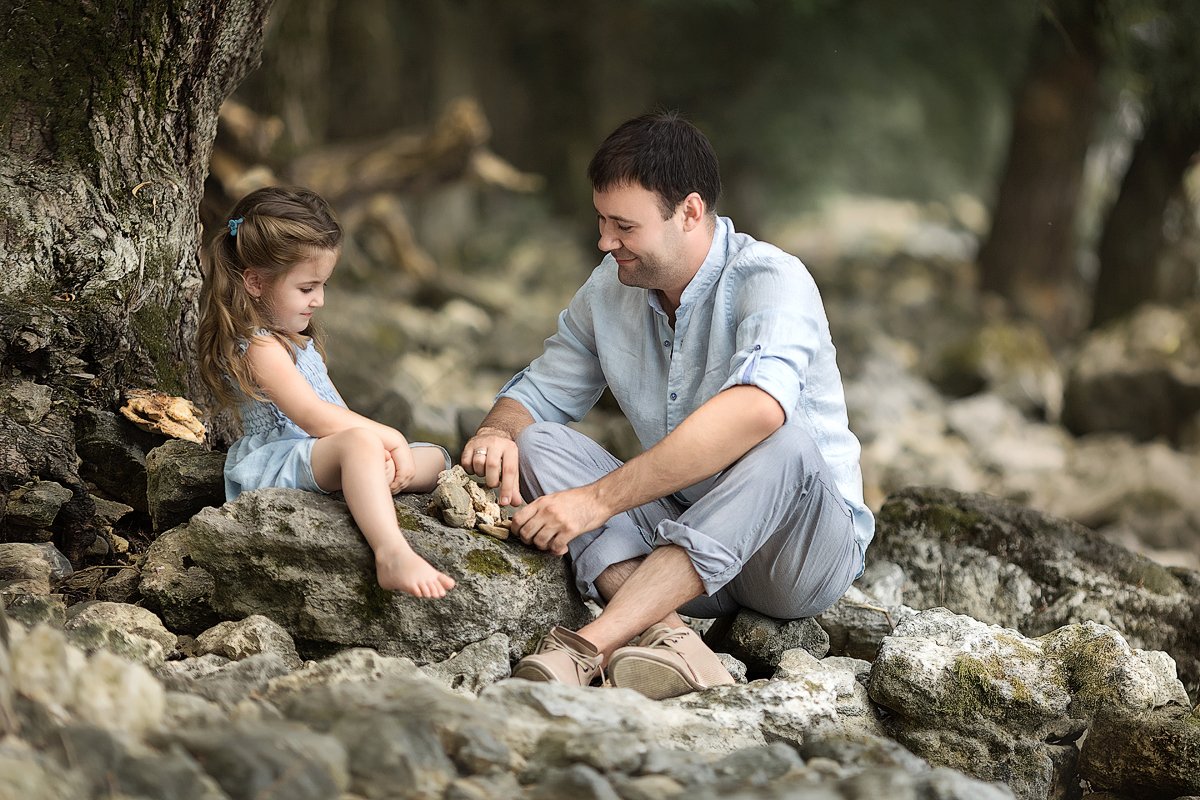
[512,626,604,687]
[609,624,734,699]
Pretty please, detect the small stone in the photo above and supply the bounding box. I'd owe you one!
[96,567,142,604]
[195,615,303,670]
[0,543,73,596]
[84,535,110,558]
[5,481,73,529]
[110,534,130,554]
[90,496,134,527]
[146,439,227,532]
[422,633,511,695]
[65,601,178,666]
[476,524,510,541]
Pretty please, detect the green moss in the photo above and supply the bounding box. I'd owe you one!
[395,509,422,532]
[464,548,515,578]
[941,653,1033,717]
[922,504,985,542]
[1117,558,1183,596]
[129,296,187,394]
[360,577,394,617]
[519,551,548,575]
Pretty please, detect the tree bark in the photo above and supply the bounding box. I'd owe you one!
[0,1,272,560]
[977,0,1105,337]
[1090,111,1200,329]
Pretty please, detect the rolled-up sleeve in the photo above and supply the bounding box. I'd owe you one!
[718,258,824,422]
[498,282,608,423]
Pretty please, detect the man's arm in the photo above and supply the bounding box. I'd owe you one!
[511,384,784,554]
[460,397,536,506]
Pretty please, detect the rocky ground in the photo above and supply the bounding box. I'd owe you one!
[2,198,1200,799]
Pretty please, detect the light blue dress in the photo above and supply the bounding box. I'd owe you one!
[223,335,448,501]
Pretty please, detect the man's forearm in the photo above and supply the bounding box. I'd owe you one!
[476,397,537,441]
[591,385,785,517]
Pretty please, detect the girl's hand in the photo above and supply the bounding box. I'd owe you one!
[388,446,417,493]
[383,449,397,489]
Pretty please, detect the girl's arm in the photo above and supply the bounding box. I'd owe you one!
[245,337,407,450]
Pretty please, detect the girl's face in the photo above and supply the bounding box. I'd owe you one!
[246,248,338,335]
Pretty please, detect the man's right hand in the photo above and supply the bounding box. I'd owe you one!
[460,427,523,506]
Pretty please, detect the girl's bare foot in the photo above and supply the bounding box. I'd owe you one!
[375,543,456,598]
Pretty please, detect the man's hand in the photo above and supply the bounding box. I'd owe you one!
[460,428,522,506]
[510,485,610,556]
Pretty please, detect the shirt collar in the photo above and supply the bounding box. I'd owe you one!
[642,216,732,317]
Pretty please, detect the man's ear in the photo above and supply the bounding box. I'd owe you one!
[243,268,264,298]
[680,192,706,231]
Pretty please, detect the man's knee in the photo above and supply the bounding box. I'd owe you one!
[516,421,573,459]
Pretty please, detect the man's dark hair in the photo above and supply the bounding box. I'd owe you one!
[587,111,721,219]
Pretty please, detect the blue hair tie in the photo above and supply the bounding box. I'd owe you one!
[228,217,244,237]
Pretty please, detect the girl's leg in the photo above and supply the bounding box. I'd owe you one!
[402,446,449,494]
[311,428,455,598]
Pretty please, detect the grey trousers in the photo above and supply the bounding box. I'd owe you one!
[517,422,862,620]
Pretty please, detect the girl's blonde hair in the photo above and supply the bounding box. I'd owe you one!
[197,186,343,413]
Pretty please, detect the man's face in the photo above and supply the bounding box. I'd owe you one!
[593,183,688,294]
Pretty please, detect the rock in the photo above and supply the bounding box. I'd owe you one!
[165,720,349,800]
[0,543,72,595]
[140,488,591,661]
[4,480,73,530]
[854,559,907,607]
[0,594,65,629]
[1078,703,1200,798]
[96,566,142,603]
[874,486,1200,693]
[717,653,748,683]
[64,601,177,667]
[867,608,1189,800]
[90,495,134,527]
[528,764,620,800]
[797,732,929,774]
[138,520,220,632]
[146,439,226,532]
[159,653,294,710]
[0,379,53,424]
[195,614,302,669]
[7,623,165,736]
[931,320,1063,421]
[0,741,90,800]
[423,632,512,695]
[75,408,163,512]
[817,586,917,661]
[1063,303,1200,444]
[713,609,830,677]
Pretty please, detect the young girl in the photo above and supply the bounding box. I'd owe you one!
[197,186,455,598]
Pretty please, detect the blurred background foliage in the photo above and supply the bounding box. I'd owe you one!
[225,0,1199,342]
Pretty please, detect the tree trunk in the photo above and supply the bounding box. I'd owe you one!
[1090,111,1200,328]
[977,0,1105,337]
[0,1,272,560]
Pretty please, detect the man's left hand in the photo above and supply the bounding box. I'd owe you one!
[511,485,609,556]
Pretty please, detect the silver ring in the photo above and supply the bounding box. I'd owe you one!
[473,448,488,456]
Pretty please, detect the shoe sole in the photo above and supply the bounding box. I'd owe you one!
[609,652,701,700]
[512,662,558,682]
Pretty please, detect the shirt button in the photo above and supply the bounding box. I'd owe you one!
[663,340,670,348]
[670,392,677,401]
[754,344,762,351]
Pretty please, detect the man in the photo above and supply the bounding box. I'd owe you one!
[461,112,873,699]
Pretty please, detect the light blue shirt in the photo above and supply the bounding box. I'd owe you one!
[498,216,874,555]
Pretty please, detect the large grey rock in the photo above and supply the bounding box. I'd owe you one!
[1063,302,1200,444]
[146,439,227,532]
[873,486,1200,692]
[164,720,349,800]
[139,488,591,662]
[1078,703,1200,798]
[817,586,917,662]
[6,623,165,736]
[867,608,1189,800]
[158,653,293,710]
